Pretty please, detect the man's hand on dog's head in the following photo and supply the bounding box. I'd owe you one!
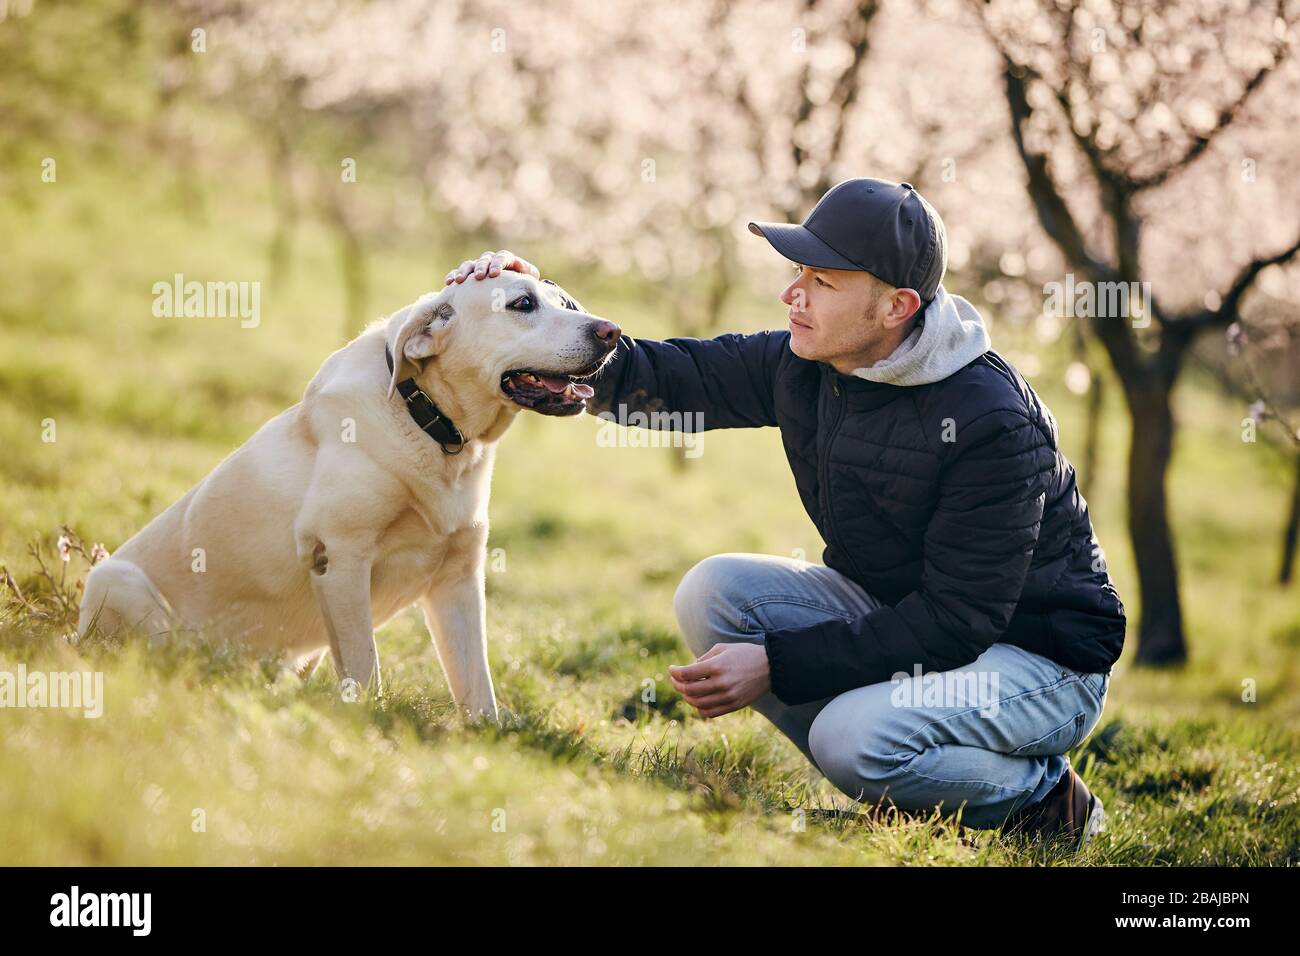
[446,250,540,285]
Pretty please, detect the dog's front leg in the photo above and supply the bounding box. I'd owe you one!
[419,564,497,723]
[297,445,396,699]
[309,540,381,696]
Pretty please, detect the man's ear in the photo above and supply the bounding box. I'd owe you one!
[388,292,455,398]
[883,288,923,330]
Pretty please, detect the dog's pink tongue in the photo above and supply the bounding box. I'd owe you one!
[532,374,593,400]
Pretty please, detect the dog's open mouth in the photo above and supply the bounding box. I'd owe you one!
[500,369,597,416]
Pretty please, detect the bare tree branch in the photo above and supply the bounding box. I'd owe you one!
[813,0,880,198]
[996,57,1154,386]
[1169,230,1300,334]
[998,60,1116,282]
[784,0,821,219]
[1132,1,1292,192]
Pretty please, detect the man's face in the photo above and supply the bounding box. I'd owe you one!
[779,262,892,367]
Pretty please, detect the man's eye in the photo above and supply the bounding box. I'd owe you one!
[509,295,535,312]
[815,276,828,287]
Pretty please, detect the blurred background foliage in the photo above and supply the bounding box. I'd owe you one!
[4,0,1298,660]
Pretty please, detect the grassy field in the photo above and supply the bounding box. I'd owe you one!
[1,141,1298,866]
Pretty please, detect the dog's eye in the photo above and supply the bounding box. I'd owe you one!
[508,295,536,313]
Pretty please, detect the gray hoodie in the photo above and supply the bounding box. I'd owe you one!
[851,284,991,386]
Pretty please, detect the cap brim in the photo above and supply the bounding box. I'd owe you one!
[747,221,861,271]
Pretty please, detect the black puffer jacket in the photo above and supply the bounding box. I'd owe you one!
[590,329,1126,705]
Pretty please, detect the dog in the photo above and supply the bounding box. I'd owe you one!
[78,274,620,721]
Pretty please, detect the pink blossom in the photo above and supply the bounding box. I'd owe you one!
[1225,324,1243,356]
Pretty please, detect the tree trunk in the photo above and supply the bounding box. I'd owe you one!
[1279,452,1300,585]
[266,121,297,288]
[1123,377,1187,664]
[323,191,368,341]
[1082,367,1103,500]
[337,222,367,342]
[1072,327,1103,499]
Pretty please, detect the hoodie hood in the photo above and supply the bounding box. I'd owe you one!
[851,284,991,386]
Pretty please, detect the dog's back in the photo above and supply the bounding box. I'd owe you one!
[80,332,385,653]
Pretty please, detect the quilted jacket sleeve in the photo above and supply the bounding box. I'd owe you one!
[763,408,1056,705]
[587,331,788,430]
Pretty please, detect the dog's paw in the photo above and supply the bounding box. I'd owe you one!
[495,705,523,729]
[461,703,520,730]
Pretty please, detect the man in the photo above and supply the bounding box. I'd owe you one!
[447,177,1125,848]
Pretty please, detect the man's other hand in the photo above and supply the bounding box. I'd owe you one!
[669,642,771,718]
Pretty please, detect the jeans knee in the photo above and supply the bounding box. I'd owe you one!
[673,558,719,658]
[673,554,742,658]
[808,698,898,802]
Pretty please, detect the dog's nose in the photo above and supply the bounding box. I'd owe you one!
[590,319,622,349]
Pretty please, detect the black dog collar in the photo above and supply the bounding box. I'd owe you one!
[385,344,466,454]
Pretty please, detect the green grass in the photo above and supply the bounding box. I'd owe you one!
[1,129,1298,866]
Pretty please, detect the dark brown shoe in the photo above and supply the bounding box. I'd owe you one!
[1000,765,1106,850]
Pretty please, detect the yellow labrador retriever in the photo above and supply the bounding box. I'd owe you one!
[79,273,620,720]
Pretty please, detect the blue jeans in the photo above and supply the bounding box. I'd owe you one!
[673,553,1110,830]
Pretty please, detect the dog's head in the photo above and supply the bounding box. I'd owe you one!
[386,274,620,417]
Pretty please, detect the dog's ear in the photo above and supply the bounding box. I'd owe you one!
[388,293,455,398]
[542,278,587,314]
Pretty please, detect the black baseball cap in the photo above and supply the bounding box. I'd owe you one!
[748,178,947,303]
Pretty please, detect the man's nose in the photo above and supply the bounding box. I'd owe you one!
[589,319,622,350]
